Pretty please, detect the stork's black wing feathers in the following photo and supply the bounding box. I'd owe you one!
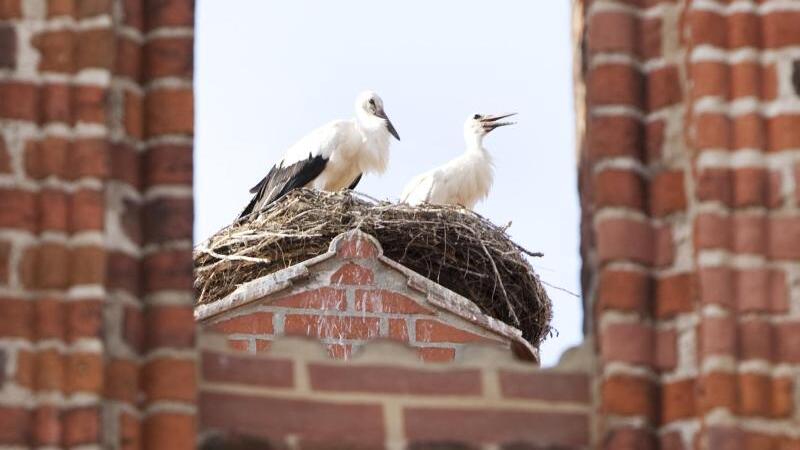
[347,173,363,190]
[238,154,328,219]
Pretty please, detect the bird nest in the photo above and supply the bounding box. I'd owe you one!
[193,189,553,346]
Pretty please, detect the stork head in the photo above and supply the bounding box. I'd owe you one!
[355,90,400,141]
[464,113,517,143]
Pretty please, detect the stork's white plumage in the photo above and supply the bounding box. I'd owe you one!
[400,113,515,209]
[239,91,400,219]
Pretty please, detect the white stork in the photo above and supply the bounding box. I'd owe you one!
[400,113,515,209]
[239,91,400,219]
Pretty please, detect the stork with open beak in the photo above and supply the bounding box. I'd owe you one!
[400,113,515,209]
[239,90,401,219]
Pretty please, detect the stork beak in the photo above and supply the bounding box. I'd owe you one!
[375,108,401,141]
[480,113,517,133]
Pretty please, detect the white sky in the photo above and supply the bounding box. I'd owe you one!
[195,0,582,366]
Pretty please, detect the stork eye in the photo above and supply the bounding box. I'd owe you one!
[473,114,481,120]
[369,99,376,106]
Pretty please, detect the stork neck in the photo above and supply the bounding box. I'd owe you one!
[464,133,487,155]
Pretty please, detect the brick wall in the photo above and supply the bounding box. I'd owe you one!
[198,337,592,450]
[0,1,195,449]
[578,0,800,448]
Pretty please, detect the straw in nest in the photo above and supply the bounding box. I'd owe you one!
[194,189,553,346]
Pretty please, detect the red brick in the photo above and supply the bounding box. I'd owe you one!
[122,0,142,29]
[697,168,732,205]
[63,407,99,446]
[733,168,768,208]
[662,378,695,423]
[14,350,33,388]
[0,407,31,444]
[355,290,433,314]
[0,241,8,285]
[145,89,193,136]
[772,377,793,418]
[0,298,33,338]
[26,137,68,179]
[418,347,455,363]
[65,300,102,341]
[0,0,21,18]
[588,11,637,55]
[646,119,665,162]
[73,86,107,124]
[38,189,68,231]
[0,138,9,173]
[76,0,111,17]
[144,37,193,80]
[650,170,686,217]
[143,197,193,242]
[145,306,195,349]
[201,392,383,447]
[732,214,766,256]
[588,64,644,108]
[143,144,192,185]
[111,142,141,187]
[655,273,693,319]
[600,322,653,366]
[597,269,650,314]
[273,288,346,311]
[201,351,293,388]
[594,169,645,210]
[763,64,780,101]
[145,0,194,29]
[284,315,380,340]
[694,213,731,250]
[69,139,109,179]
[29,244,69,289]
[647,66,682,110]
[0,82,38,120]
[739,373,771,417]
[142,250,193,292]
[776,321,800,363]
[142,358,196,403]
[125,91,143,139]
[763,12,800,49]
[706,427,743,450]
[226,339,248,352]
[120,412,140,450]
[75,28,114,70]
[310,364,482,396]
[105,359,139,403]
[733,114,765,150]
[688,10,726,48]
[403,407,588,448]
[768,115,800,152]
[605,428,657,450]
[335,234,379,259]
[639,17,662,60]
[769,216,800,260]
[252,336,269,351]
[69,246,106,285]
[69,189,104,231]
[109,252,142,296]
[388,318,408,341]
[41,85,71,122]
[65,353,103,394]
[739,319,773,362]
[499,371,589,403]
[653,225,674,269]
[587,115,643,161]
[32,406,60,446]
[33,30,75,73]
[116,37,141,80]
[701,316,736,358]
[603,375,658,423]
[730,62,762,100]
[691,61,728,100]
[143,413,195,450]
[737,268,779,313]
[656,328,677,371]
[0,188,37,230]
[728,12,759,49]
[207,312,274,335]
[415,319,490,344]
[0,24,15,69]
[596,219,653,265]
[330,262,374,285]
[693,113,730,150]
[35,350,63,391]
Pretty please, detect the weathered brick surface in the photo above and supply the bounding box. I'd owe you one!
[0,1,196,449]
[578,0,800,448]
